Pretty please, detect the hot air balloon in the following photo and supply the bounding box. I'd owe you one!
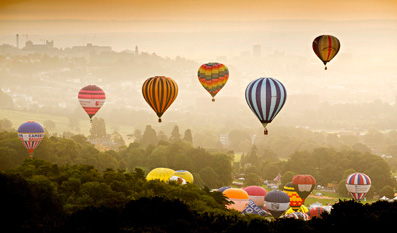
[308,206,327,219]
[264,190,290,219]
[217,186,231,193]
[198,62,229,102]
[243,186,267,207]
[223,188,250,212]
[142,76,178,123]
[245,77,287,135]
[345,172,371,201]
[283,182,303,211]
[292,175,316,203]
[170,170,194,183]
[312,35,340,70]
[169,176,187,185]
[17,121,45,157]
[285,205,308,215]
[78,85,106,123]
[285,211,310,221]
[146,168,175,182]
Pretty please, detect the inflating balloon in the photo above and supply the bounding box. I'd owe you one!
[283,182,303,211]
[170,170,194,183]
[223,188,250,212]
[146,168,175,182]
[243,185,267,207]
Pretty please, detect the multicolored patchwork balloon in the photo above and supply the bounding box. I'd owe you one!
[142,76,178,123]
[345,172,371,201]
[312,35,340,70]
[245,77,287,135]
[17,121,45,156]
[283,182,303,211]
[78,85,106,123]
[198,62,229,102]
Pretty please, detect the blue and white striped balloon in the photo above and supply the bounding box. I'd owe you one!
[245,77,287,134]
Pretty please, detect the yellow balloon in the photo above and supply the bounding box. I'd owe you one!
[146,168,175,182]
[285,205,308,215]
[171,170,194,183]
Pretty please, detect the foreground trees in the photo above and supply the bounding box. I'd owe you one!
[1,168,397,233]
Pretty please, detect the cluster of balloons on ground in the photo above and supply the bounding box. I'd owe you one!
[143,168,371,220]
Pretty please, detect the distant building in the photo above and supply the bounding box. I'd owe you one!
[23,40,54,50]
[135,45,139,55]
[220,133,229,145]
[253,45,261,59]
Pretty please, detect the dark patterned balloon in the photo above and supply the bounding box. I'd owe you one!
[312,35,340,70]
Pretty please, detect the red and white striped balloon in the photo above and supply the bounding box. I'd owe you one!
[78,85,106,123]
[345,172,371,201]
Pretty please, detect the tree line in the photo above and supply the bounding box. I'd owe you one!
[1,166,397,233]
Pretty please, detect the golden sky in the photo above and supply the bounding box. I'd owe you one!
[1,0,397,21]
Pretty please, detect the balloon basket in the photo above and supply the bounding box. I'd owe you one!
[158,118,162,123]
[212,98,215,102]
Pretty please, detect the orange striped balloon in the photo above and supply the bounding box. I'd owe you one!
[198,62,229,102]
[78,85,106,123]
[312,35,340,70]
[142,76,178,122]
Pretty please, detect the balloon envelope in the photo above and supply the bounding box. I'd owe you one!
[218,186,231,193]
[312,35,340,70]
[292,174,316,202]
[264,190,290,218]
[146,168,175,182]
[17,121,45,154]
[142,76,178,122]
[283,182,303,210]
[171,170,194,183]
[285,212,310,221]
[345,172,371,201]
[78,85,106,122]
[243,186,267,207]
[169,176,187,185]
[198,62,229,101]
[245,77,287,134]
[308,206,327,219]
[223,188,250,212]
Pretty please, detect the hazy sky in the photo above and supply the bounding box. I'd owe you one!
[1,0,397,21]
